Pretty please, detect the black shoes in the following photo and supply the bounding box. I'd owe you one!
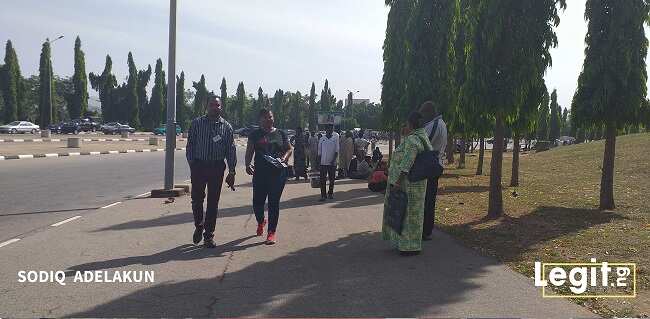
[319,197,326,202]
[204,238,217,248]
[328,193,334,200]
[193,228,203,244]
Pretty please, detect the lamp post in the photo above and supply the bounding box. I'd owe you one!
[164,0,177,191]
[45,35,64,129]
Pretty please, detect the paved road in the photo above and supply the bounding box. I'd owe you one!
[0,148,246,242]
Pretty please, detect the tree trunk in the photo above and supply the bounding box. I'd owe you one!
[476,137,485,175]
[458,137,466,169]
[470,138,476,153]
[599,122,616,210]
[388,134,393,160]
[446,134,455,164]
[510,135,520,187]
[488,115,505,218]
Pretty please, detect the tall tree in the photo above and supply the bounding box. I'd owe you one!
[536,88,551,140]
[38,41,54,128]
[89,55,117,122]
[548,89,561,142]
[461,0,566,218]
[148,58,165,130]
[381,0,413,139]
[320,79,332,112]
[272,89,284,123]
[125,52,139,127]
[308,82,317,131]
[560,108,570,136]
[176,71,190,131]
[70,36,88,119]
[2,40,23,122]
[572,0,649,210]
[234,81,246,127]
[220,77,228,119]
[137,65,152,128]
[192,75,208,117]
[510,80,546,186]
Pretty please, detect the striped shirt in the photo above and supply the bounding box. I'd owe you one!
[186,115,237,173]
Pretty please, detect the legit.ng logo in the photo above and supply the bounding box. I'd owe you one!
[534,258,636,298]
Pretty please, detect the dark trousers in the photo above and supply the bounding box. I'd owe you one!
[253,169,287,233]
[190,160,226,240]
[423,174,441,237]
[320,165,336,197]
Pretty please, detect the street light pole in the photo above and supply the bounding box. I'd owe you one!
[164,0,177,190]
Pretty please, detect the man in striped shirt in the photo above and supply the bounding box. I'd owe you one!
[186,96,237,248]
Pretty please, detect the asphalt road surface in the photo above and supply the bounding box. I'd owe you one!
[0,148,246,242]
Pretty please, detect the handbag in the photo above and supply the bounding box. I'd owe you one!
[385,187,408,234]
[408,121,443,182]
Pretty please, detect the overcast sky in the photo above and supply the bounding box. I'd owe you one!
[0,0,644,111]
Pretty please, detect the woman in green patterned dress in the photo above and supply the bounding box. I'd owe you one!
[382,111,433,256]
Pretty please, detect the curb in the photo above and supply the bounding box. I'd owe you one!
[0,148,186,161]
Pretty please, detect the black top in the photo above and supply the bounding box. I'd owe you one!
[248,128,290,173]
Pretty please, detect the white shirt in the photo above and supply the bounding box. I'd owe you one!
[424,115,448,165]
[318,134,340,166]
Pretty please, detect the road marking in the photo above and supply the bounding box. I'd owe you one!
[126,150,135,153]
[135,192,151,198]
[101,201,122,209]
[157,148,164,151]
[44,153,59,158]
[69,152,81,156]
[0,238,20,248]
[50,216,82,227]
[13,139,24,142]
[17,154,34,159]
[142,149,151,152]
[0,156,5,160]
[89,151,101,155]
[108,150,119,154]
[33,139,42,142]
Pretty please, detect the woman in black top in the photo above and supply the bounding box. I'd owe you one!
[244,109,293,244]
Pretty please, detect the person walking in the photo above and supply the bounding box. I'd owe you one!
[318,124,339,201]
[308,131,320,172]
[419,101,447,241]
[244,109,293,245]
[338,131,354,178]
[382,111,432,255]
[186,96,237,248]
[354,130,370,160]
[293,127,308,181]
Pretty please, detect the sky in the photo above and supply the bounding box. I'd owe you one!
[0,0,643,111]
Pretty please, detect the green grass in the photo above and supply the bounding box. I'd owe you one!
[436,133,650,317]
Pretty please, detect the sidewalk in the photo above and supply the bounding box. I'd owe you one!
[0,168,596,317]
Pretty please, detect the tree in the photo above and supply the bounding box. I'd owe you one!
[125,52,139,127]
[320,79,333,112]
[220,77,228,118]
[89,55,117,122]
[137,65,152,128]
[233,81,246,127]
[148,58,165,131]
[308,82,317,131]
[1,40,23,122]
[176,71,190,131]
[192,75,208,117]
[461,0,566,218]
[381,0,413,140]
[561,108,570,136]
[272,89,284,124]
[38,41,54,128]
[70,36,88,119]
[536,88,551,140]
[572,0,649,210]
[548,89,561,142]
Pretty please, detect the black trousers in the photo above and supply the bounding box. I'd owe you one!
[190,160,226,240]
[320,165,336,197]
[423,173,441,237]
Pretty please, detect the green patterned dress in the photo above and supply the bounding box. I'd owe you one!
[382,128,432,252]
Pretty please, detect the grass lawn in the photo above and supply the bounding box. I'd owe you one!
[435,133,649,317]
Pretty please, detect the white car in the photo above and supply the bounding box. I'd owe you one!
[0,121,40,134]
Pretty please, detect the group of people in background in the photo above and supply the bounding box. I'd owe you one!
[185,95,448,257]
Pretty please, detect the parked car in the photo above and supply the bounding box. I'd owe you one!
[153,124,182,136]
[78,118,101,132]
[102,122,135,135]
[234,125,260,137]
[0,121,40,134]
[60,121,83,134]
[47,122,64,134]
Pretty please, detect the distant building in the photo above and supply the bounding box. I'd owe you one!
[345,98,370,107]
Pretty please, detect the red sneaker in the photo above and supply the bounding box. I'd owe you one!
[256,220,267,236]
[266,232,276,245]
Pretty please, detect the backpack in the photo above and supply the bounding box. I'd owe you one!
[407,120,443,182]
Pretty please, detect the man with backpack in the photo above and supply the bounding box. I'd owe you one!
[419,101,447,241]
